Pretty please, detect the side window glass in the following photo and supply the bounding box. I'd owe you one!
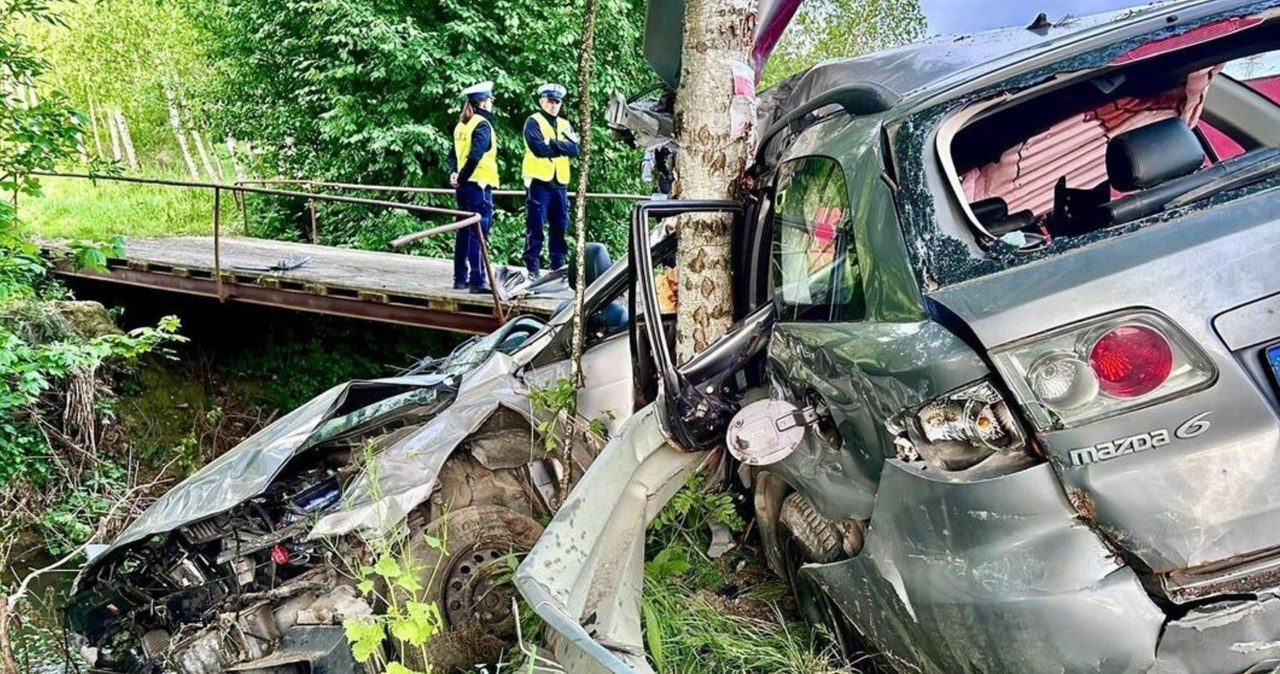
[770,157,865,322]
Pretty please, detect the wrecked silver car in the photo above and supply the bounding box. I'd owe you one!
[64,239,662,673]
[518,2,1280,672]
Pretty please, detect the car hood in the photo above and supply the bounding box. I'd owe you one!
[80,373,453,575]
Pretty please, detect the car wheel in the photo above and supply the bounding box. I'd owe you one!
[777,492,862,664]
[397,504,543,672]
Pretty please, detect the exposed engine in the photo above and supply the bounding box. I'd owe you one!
[67,449,374,674]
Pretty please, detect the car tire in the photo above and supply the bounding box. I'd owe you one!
[776,492,869,667]
[397,504,544,672]
[778,491,843,564]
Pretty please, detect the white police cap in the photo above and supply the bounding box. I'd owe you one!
[462,81,494,101]
[537,83,567,100]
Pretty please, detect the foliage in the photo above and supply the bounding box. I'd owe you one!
[18,173,240,240]
[34,460,128,554]
[223,315,460,410]
[641,475,855,674]
[20,0,222,171]
[527,375,578,453]
[640,567,857,674]
[0,314,185,484]
[344,540,445,672]
[180,0,649,261]
[763,0,928,86]
[649,470,745,551]
[340,440,446,673]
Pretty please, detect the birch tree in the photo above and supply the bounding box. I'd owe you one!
[113,108,139,169]
[165,84,200,179]
[672,0,756,364]
[191,129,220,182]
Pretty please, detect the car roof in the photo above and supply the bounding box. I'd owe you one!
[761,0,1225,120]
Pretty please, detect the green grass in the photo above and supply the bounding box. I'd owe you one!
[641,554,862,674]
[18,173,243,241]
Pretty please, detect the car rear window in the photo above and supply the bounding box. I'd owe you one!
[1204,51,1280,160]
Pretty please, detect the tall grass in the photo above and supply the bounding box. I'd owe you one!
[17,173,243,241]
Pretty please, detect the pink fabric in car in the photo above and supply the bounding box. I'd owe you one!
[959,67,1217,216]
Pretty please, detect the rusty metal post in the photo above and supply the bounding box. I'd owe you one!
[307,182,318,244]
[239,185,250,237]
[475,220,504,321]
[213,186,225,301]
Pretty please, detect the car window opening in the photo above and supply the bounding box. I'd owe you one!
[941,18,1280,254]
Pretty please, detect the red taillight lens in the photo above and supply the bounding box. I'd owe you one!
[1089,325,1173,397]
[991,311,1216,431]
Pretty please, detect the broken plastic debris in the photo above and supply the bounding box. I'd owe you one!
[707,522,735,559]
[999,230,1028,248]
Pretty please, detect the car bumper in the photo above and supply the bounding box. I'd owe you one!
[514,405,707,674]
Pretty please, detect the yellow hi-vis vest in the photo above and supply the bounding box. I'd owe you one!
[522,114,572,186]
[453,116,499,188]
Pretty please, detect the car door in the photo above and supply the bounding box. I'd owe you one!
[757,149,990,523]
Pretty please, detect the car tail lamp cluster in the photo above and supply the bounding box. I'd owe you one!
[992,311,1215,431]
[887,381,1029,472]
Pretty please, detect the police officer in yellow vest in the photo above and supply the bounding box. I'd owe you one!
[522,83,580,281]
[448,80,499,293]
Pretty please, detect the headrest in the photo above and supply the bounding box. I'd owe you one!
[568,242,613,290]
[1106,118,1204,192]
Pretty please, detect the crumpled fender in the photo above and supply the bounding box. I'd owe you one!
[76,372,452,586]
[515,405,706,674]
[312,353,552,537]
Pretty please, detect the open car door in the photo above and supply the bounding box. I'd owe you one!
[515,200,773,673]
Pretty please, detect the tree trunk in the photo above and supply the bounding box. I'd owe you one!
[226,137,247,181]
[164,85,200,179]
[568,0,600,390]
[88,98,105,159]
[114,108,139,170]
[0,594,15,674]
[672,0,757,364]
[107,108,122,162]
[191,130,220,182]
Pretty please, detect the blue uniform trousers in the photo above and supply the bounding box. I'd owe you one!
[524,179,569,273]
[454,182,493,287]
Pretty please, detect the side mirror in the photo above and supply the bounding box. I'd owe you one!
[725,399,812,466]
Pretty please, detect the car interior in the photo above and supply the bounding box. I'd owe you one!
[942,18,1280,253]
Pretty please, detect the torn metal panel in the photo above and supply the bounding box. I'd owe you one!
[82,374,450,574]
[765,321,988,521]
[311,353,544,537]
[1155,594,1280,674]
[515,406,706,674]
[803,460,1164,673]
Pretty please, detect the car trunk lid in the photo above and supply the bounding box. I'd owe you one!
[929,188,1280,576]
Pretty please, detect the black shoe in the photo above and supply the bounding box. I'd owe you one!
[527,270,541,283]
[469,284,491,295]
[453,282,468,290]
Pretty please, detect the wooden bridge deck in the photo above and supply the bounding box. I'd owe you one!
[42,236,569,334]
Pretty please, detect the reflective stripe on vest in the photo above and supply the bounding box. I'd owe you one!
[522,114,571,185]
[453,116,499,188]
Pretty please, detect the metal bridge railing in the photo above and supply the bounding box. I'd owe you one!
[32,171,510,319]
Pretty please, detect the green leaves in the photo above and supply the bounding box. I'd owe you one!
[763,0,927,86]
[343,615,386,663]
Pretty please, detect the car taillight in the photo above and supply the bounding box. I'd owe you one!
[887,380,1030,472]
[992,311,1216,431]
[1089,325,1173,397]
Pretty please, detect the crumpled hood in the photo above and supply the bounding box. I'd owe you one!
[79,373,452,581]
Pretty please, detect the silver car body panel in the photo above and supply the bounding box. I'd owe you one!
[515,406,705,674]
[929,189,1280,572]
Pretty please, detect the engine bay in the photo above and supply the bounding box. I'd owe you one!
[66,446,375,673]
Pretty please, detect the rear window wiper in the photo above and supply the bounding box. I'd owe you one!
[1164,150,1280,210]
